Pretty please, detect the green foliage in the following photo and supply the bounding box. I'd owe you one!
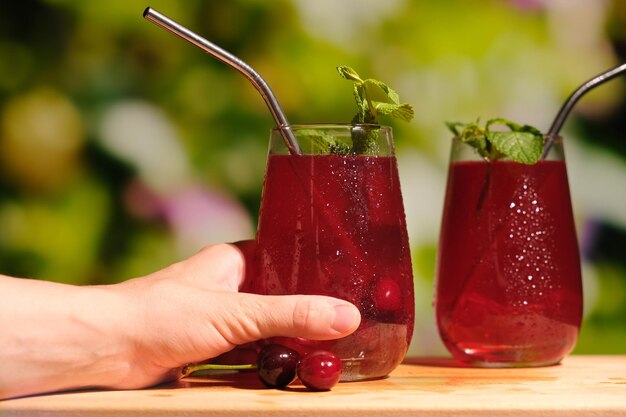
[446,118,544,164]
[337,65,414,124]
[336,65,414,154]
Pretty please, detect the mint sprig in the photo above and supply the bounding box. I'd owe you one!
[302,66,414,155]
[337,66,414,124]
[336,66,414,155]
[446,118,544,164]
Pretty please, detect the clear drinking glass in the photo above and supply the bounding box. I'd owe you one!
[435,136,583,367]
[248,124,414,381]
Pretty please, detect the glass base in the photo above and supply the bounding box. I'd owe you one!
[451,342,567,368]
[339,357,390,382]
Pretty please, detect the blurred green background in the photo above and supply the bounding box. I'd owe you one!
[1,0,625,356]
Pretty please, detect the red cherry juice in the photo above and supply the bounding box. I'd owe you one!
[436,159,582,366]
[251,153,414,380]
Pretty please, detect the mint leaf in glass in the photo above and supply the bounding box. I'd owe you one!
[297,128,351,155]
[446,118,544,164]
[337,65,414,153]
[337,65,414,124]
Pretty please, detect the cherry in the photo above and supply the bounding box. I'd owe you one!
[360,277,403,322]
[296,351,342,391]
[373,277,402,312]
[256,344,300,389]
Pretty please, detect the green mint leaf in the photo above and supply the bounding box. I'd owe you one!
[350,125,380,155]
[447,117,545,164]
[518,124,543,136]
[337,65,363,82]
[337,65,414,125]
[297,129,353,155]
[457,120,492,159]
[485,117,521,132]
[329,141,352,155]
[363,79,400,105]
[352,84,370,123]
[487,130,543,164]
[337,65,414,154]
[375,102,415,122]
[445,121,465,136]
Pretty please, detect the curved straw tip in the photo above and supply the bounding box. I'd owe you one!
[142,7,153,18]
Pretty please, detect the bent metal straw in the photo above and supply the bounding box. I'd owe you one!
[543,62,626,158]
[143,7,301,155]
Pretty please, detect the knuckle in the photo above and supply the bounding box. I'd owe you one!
[291,296,323,332]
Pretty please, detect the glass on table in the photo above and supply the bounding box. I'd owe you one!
[435,136,583,367]
[246,124,415,381]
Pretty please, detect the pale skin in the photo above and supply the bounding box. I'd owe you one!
[0,242,361,400]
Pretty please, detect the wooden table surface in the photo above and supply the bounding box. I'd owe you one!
[2,355,625,416]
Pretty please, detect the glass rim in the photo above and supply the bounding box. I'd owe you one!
[272,123,392,132]
[450,134,563,142]
[449,135,565,162]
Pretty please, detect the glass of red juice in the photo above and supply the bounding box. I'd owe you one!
[247,124,414,381]
[435,136,583,367]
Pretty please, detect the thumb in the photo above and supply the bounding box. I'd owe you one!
[224,293,361,344]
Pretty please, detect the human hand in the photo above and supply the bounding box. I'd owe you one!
[107,241,361,390]
[0,241,360,399]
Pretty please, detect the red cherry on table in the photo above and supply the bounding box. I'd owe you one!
[296,351,342,391]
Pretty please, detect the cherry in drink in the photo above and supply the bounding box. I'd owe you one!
[436,137,582,367]
[248,125,414,381]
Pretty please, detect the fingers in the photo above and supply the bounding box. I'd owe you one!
[230,240,257,291]
[167,243,250,292]
[218,293,361,345]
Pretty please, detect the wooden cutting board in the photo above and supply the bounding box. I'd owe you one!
[3,355,625,416]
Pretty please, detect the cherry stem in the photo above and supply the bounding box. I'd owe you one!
[182,363,257,377]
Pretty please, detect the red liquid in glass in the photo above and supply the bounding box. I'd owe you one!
[436,160,582,366]
[251,154,414,380]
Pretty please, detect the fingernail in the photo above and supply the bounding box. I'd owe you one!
[331,304,361,333]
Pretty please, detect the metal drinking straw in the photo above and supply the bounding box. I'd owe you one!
[143,7,301,155]
[543,62,626,158]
